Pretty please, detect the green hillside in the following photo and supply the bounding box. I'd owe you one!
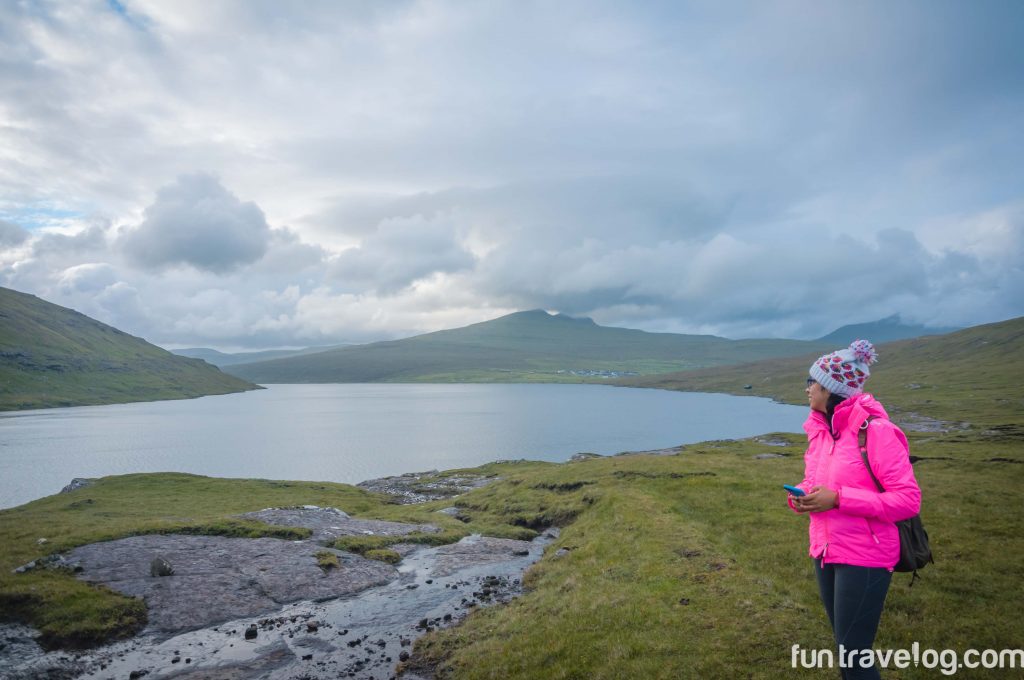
[226,309,834,383]
[0,286,260,411]
[619,315,1024,427]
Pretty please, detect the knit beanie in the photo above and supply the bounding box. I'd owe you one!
[809,339,878,397]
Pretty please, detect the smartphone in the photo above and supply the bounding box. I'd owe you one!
[783,484,805,497]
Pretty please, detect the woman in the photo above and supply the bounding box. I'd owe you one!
[788,339,921,680]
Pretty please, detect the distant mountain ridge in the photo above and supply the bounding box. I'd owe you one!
[0,286,259,411]
[816,314,961,345]
[172,344,349,367]
[225,309,836,384]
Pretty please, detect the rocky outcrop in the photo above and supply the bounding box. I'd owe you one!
[357,471,498,504]
[64,535,397,633]
[238,506,442,542]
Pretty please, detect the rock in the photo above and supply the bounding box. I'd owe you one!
[570,452,602,462]
[753,453,786,459]
[357,471,498,504]
[36,538,48,546]
[238,506,441,542]
[753,435,791,447]
[512,549,529,556]
[129,671,149,679]
[60,478,95,494]
[150,557,174,577]
[65,535,398,634]
[245,624,258,640]
[743,384,752,389]
[554,548,571,558]
[306,621,319,633]
[399,651,410,662]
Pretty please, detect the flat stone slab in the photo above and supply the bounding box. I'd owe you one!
[358,471,498,504]
[238,506,442,542]
[65,535,397,634]
[429,534,537,578]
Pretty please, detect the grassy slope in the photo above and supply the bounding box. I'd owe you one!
[226,310,832,383]
[0,287,259,411]
[0,316,1020,677]
[617,315,1024,427]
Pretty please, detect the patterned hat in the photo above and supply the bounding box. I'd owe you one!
[809,339,878,397]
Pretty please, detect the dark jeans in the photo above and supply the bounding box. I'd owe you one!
[814,558,893,680]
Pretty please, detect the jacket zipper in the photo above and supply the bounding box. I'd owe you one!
[867,519,880,544]
[822,437,836,558]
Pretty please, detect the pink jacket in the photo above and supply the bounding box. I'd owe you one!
[788,393,922,570]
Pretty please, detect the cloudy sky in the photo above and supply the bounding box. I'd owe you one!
[1,0,1021,350]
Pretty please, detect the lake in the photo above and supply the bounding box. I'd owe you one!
[0,383,808,509]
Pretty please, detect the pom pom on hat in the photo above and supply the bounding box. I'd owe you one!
[849,339,878,366]
[808,339,878,398]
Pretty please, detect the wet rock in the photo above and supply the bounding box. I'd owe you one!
[614,446,684,457]
[306,621,319,633]
[244,625,258,640]
[150,557,174,577]
[357,470,498,504]
[65,535,398,634]
[570,452,602,462]
[60,478,95,494]
[238,506,441,542]
[430,535,535,577]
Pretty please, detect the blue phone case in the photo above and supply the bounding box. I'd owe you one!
[783,484,805,497]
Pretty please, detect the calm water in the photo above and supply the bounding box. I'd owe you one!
[0,384,808,509]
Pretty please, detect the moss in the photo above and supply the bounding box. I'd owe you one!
[364,549,402,565]
[314,550,340,571]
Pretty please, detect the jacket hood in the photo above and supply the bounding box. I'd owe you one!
[803,393,890,437]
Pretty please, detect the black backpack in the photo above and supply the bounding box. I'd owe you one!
[859,416,934,584]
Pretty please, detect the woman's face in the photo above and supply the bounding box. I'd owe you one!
[806,379,830,413]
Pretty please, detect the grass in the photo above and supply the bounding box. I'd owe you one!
[1,315,1021,675]
[314,550,341,571]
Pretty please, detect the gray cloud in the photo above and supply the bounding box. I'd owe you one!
[121,174,271,273]
[0,1,1021,348]
[0,220,28,246]
[330,214,475,294]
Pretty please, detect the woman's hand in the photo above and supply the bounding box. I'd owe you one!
[792,486,838,513]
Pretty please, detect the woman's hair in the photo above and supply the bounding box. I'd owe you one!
[826,393,847,437]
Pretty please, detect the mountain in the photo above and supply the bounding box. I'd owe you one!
[816,314,960,345]
[619,315,1024,426]
[0,286,260,411]
[171,344,348,367]
[225,309,834,383]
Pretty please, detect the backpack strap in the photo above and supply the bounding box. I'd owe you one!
[858,416,886,493]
